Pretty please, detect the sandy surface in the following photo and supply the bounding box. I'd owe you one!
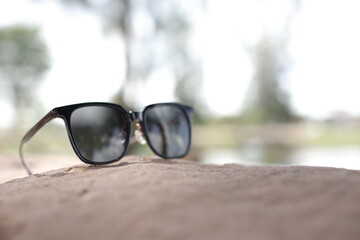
[1,155,360,240]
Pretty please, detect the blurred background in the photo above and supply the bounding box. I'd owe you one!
[1,0,360,181]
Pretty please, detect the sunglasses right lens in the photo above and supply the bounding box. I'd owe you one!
[69,106,129,163]
[144,104,191,158]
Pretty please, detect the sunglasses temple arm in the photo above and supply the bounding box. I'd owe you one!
[19,110,58,175]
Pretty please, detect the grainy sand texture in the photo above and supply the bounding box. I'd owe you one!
[1,156,360,240]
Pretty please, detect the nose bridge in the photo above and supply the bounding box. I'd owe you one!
[129,111,142,122]
[129,111,147,145]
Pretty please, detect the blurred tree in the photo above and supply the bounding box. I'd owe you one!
[0,25,50,127]
[54,0,205,113]
[242,0,301,123]
[243,38,294,123]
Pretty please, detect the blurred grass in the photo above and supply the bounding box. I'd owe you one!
[304,125,360,146]
[0,121,72,155]
[193,122,360,147]
[0,121,155,157]
[1,122,360,157]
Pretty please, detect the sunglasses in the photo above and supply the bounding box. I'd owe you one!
[19,102,194,175]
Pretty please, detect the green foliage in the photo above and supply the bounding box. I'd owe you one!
[0,25,50,125]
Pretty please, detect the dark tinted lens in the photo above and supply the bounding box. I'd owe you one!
[144,105,191,158]
[70,106,129,163]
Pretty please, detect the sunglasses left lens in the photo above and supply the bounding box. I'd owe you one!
[69,106,129,163]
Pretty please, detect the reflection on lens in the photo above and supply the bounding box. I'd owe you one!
[70,106,128,163]
[144,105,190,158]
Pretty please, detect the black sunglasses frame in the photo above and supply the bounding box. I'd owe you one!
[19,102,193,175]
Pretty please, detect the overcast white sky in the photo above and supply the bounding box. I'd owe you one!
[1,0,360,127]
